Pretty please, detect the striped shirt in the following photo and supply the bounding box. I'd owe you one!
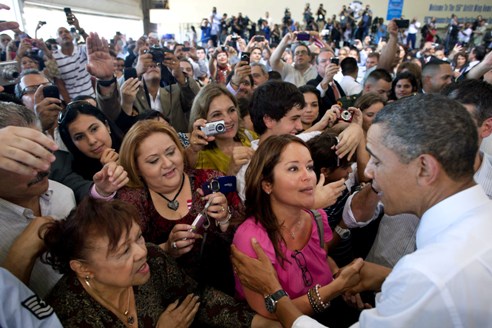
[53,45,95,99]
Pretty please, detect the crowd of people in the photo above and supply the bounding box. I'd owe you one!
[0,2,492,328]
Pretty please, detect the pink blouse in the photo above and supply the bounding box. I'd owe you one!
[233,209,333,299]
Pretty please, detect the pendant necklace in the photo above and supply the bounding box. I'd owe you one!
[84,278,135,326]
[283,218,302,240]
[156,173,185,211]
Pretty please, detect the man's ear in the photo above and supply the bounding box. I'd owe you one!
[416,154,440,186]
[479,117,492,139]
[263,115,276,129]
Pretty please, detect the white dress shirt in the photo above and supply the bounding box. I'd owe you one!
[357,185,492,327]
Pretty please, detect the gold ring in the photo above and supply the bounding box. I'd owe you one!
[221,206,225,212]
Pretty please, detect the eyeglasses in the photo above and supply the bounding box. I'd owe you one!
[291,250,313,287]
[57,100,93,126]
[20,82,51,97]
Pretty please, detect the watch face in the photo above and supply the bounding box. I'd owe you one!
[335,226,351,239]
[265,296,276,313]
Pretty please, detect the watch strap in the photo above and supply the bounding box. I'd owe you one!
[97,75,116,87]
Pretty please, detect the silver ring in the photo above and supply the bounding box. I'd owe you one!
[221,206,225,212]
[172,241,177,249]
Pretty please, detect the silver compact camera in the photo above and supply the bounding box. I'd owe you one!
[0,61,20,86]
[200,120,226,136]
[340,110,353,123]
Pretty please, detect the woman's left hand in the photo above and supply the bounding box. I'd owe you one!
[99,148,119,165]
[93,161,129,196]
[203,192,230,223]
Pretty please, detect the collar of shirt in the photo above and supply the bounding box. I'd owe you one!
[0,187,54,220]
[417,184,489,249]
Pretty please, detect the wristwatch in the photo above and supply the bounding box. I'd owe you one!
[264,290,288,313]
[335,225,351,239]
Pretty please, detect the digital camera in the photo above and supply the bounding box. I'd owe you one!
[202,176,237,195]
[0,61,20,86]
[200,120,226,136]
[340,110,353,123]
[144,46,172,63]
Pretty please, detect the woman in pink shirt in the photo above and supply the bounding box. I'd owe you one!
[233,135,363,324]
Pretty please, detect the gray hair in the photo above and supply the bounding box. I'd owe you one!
[14,69,43,99]
[0,101,39,129]
[250,62,268,75]
[373,94,477,180]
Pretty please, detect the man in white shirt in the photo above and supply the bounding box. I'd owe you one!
[338,57,362,96]
[232,93,492,328]
[269,33,318,87]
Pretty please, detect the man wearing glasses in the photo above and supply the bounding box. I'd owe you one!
[269,32,318,87]
[15,70,63,138]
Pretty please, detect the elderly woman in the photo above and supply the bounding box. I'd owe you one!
[116,120,243,295]
[233,134,363,327]
[43,197,277,327]
[187,83,257,176]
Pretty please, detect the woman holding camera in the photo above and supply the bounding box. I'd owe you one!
[111,120,243,295]
[43,197,278,327]
[187,83,257,176]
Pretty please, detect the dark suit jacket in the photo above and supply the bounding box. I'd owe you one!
[306,75,346,122]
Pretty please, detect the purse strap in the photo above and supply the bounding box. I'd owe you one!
[310,209,325,250]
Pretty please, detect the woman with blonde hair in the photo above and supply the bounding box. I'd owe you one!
[115,120,244,294]
[187,83,257,175]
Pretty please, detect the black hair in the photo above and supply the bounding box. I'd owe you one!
[58,102,123,180]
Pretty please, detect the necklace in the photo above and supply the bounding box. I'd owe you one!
[84,278,135,326]
[283,218,302,240]
[156,173,185,211]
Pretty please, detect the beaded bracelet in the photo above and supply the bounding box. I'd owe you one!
[307,286,323,313]
[216,206,232,226]
[314,284,331,310]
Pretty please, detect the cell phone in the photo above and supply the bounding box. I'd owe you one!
[254,35,265,42]
[202,176,237,195]
[182,47,191,52]
[43,85,60,99]
[297,33,310,41]
[63,7,72,17]
[395,19,409,29]
[124,68,138,81]
[240,52,250,64]
[331,57,339,65]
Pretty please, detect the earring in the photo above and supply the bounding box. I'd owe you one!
[265,190,271,195]
[84,275,92,289]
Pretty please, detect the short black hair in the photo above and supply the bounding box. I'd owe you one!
[250,81,305,135]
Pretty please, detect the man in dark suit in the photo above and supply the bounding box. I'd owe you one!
[306,48,345,123]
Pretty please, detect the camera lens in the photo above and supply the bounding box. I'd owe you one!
[210,180,220,192]
[341,110,352,121]
[216,123,226,133]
